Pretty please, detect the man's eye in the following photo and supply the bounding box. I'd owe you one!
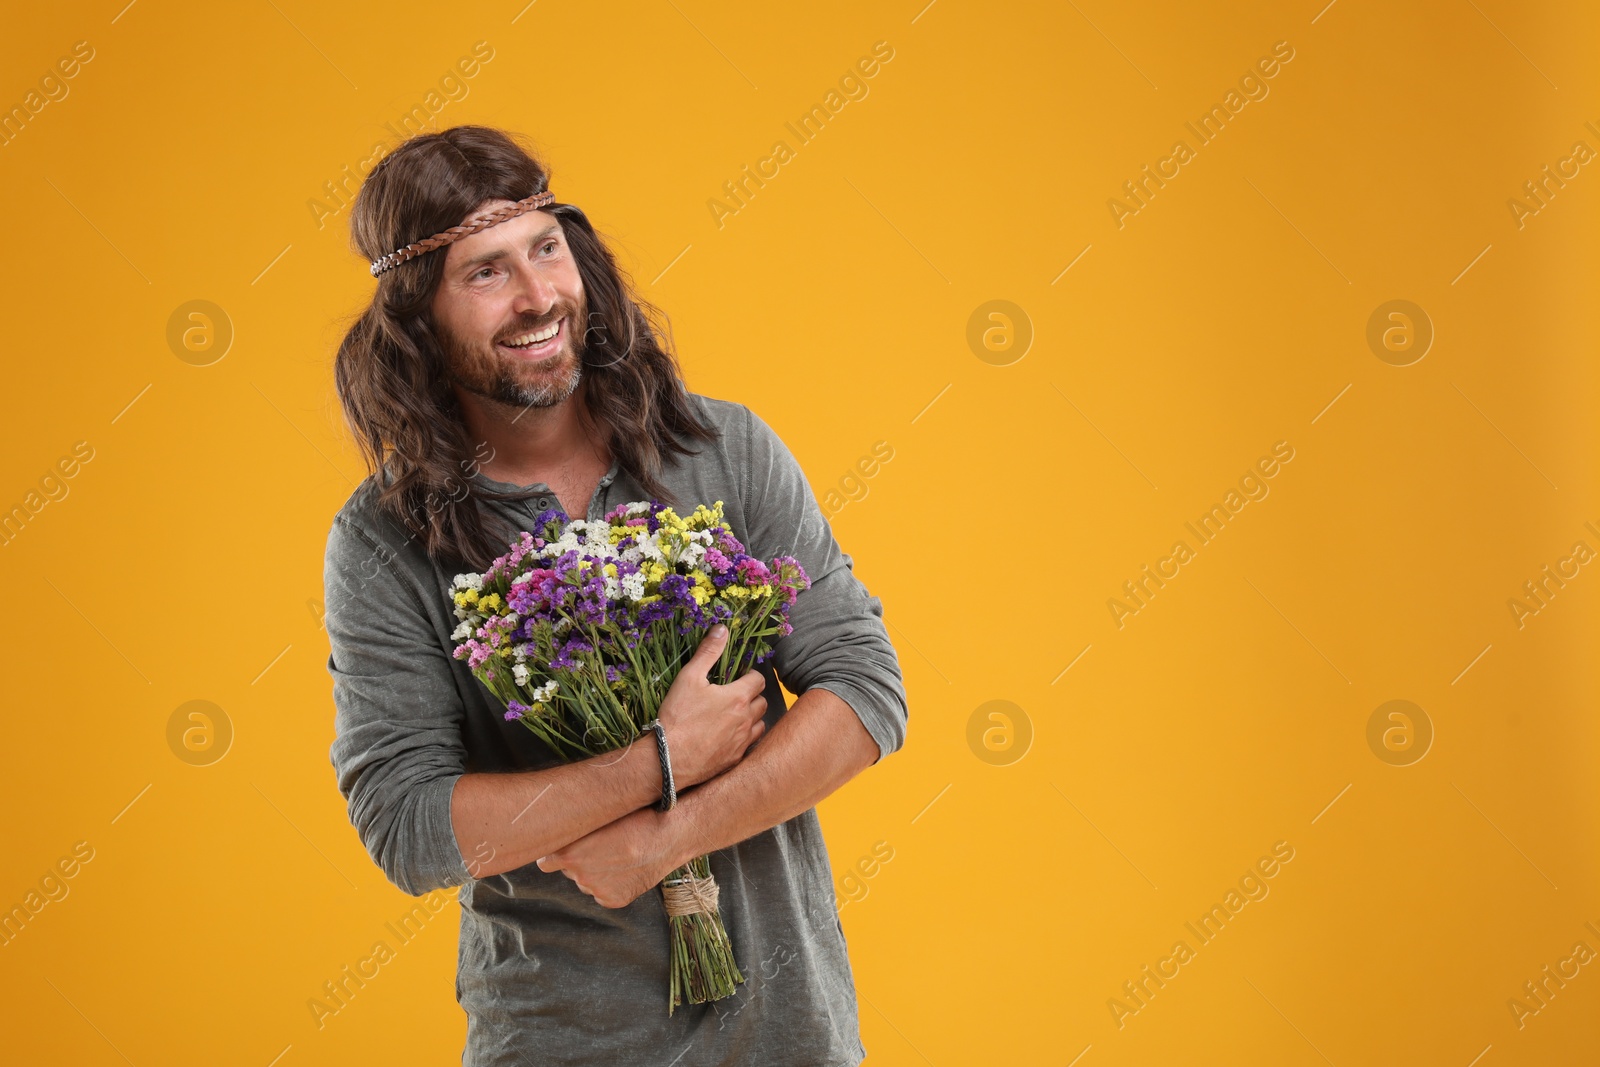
[474,267,495,279]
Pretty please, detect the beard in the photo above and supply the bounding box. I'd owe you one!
[438,299,588,411]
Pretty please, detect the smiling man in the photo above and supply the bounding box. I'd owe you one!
[321,125,908,1066]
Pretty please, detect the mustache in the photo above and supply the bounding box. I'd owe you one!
[495,304,577,343]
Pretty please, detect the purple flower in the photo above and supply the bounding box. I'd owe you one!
[508,568,559,613]
[713,525,745,555]
[771,556,810,604]
[658,574,693,606]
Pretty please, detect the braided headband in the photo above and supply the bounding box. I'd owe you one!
[369,189,556,277]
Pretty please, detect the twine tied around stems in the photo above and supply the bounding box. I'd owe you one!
[661,873,720,916]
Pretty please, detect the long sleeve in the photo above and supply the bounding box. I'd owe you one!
[323,513,471,896]
[738,405,909,762]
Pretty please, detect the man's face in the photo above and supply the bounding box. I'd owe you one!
[429,200,589,412]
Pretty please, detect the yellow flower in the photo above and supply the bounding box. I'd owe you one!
[688,500,722,523]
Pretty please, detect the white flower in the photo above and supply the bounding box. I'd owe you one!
[451,619,474,640]
[450,572,484,592]
[622,572,647,602]
[531,679,559,703]
[565,520,603,553]
[512,663,530,687]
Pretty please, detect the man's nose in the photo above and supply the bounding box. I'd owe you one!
[509,259,559,314]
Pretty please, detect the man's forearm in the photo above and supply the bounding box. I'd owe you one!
[451,735,662,879]
[662,687,880,870]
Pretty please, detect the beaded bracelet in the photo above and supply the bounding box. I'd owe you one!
[641,720,677,812]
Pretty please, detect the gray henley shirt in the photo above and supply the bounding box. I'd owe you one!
[321,390,908,1066]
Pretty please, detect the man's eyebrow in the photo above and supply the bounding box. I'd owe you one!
[456,224,562,274]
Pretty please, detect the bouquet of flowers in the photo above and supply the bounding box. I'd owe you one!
[446,499,810,1012]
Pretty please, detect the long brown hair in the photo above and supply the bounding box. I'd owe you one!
[334,125,717,571]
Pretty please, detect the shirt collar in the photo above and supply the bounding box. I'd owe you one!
[469,455,621,493]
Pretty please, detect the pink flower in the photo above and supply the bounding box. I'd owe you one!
[737,558,772,586]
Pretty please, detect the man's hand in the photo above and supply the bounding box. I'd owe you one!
[535,806,683,908]
[656,624,768,788]
[535,687,880,911]
[448,627,768,883]
[510,626,767,903]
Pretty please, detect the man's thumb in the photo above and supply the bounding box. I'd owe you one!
[692,624,729,668]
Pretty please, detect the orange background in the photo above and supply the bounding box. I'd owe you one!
[1,1,1596,1063]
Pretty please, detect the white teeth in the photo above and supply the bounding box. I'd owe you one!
[505,320,561,347]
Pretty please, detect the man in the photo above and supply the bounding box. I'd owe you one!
[322,125,908,1066]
